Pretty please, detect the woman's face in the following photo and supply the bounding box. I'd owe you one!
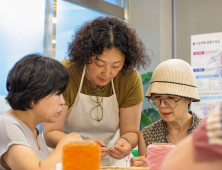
[86,47,125,87]
[152,94,191,123]
[32,92,65,123]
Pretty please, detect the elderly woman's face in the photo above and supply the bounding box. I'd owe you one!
[152,94,191,122]
[86,47,125,87]
[32,92,65,123]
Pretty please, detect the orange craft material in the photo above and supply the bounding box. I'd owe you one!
[62,142,101,170]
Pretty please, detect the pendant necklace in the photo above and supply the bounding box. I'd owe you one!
[86,69,102,90]
[14,111,41,150]
[86,69,108,96]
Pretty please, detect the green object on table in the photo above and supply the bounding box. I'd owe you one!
[131,150,138,157]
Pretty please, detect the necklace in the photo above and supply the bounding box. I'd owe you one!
[14,110,41,150]
[87,78,107,96]
[86,69,102,90]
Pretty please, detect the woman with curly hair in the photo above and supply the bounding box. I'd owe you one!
[43,16,150,166]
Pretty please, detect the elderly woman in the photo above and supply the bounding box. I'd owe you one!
[130,59,202,167]
[161,105,222,170]
[0,54,83,170]
[43,16,150,166]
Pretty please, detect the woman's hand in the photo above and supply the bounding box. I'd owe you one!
[87,139,108,158]
[107,138,131,159]
[58,132,84,146]
[130,156,147,167]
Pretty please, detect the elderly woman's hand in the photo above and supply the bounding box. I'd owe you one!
[130,156,147,167]
[60,132,84,144]
[107,138,131,159]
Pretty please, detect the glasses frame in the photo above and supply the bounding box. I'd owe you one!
[89,91,103,121]
[149,97,183,109]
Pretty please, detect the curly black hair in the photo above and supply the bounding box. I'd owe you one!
[68,16,151,76]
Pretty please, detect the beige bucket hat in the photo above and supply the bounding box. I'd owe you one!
[145,59,200,102]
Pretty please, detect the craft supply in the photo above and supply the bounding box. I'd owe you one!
[147,143,175,170]
[63,142,101,170]
[101,167,150,170]
[56,163,62,170]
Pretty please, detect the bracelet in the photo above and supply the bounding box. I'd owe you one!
[119,136,130,145]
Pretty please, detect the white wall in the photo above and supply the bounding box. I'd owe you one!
[128,0,173,110]
[128,0,161,74]
[128,0,172,72]
[176,0,222,64]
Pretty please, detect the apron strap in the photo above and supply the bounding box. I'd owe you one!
[78,65,86,94]
[111,79,116,95]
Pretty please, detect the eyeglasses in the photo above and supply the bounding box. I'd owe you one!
[89,89,103,121]
[148,97,183,109]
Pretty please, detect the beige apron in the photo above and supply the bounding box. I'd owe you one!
[64,66,125,166]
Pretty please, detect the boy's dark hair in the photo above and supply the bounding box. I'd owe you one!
[6,54,69,111]
[68,16,151,76]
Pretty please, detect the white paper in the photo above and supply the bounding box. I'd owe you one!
[191,32,222,118]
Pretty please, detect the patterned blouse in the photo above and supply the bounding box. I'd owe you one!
[142,111,202,146]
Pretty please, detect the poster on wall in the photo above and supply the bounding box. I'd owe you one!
[191,32,222,118]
